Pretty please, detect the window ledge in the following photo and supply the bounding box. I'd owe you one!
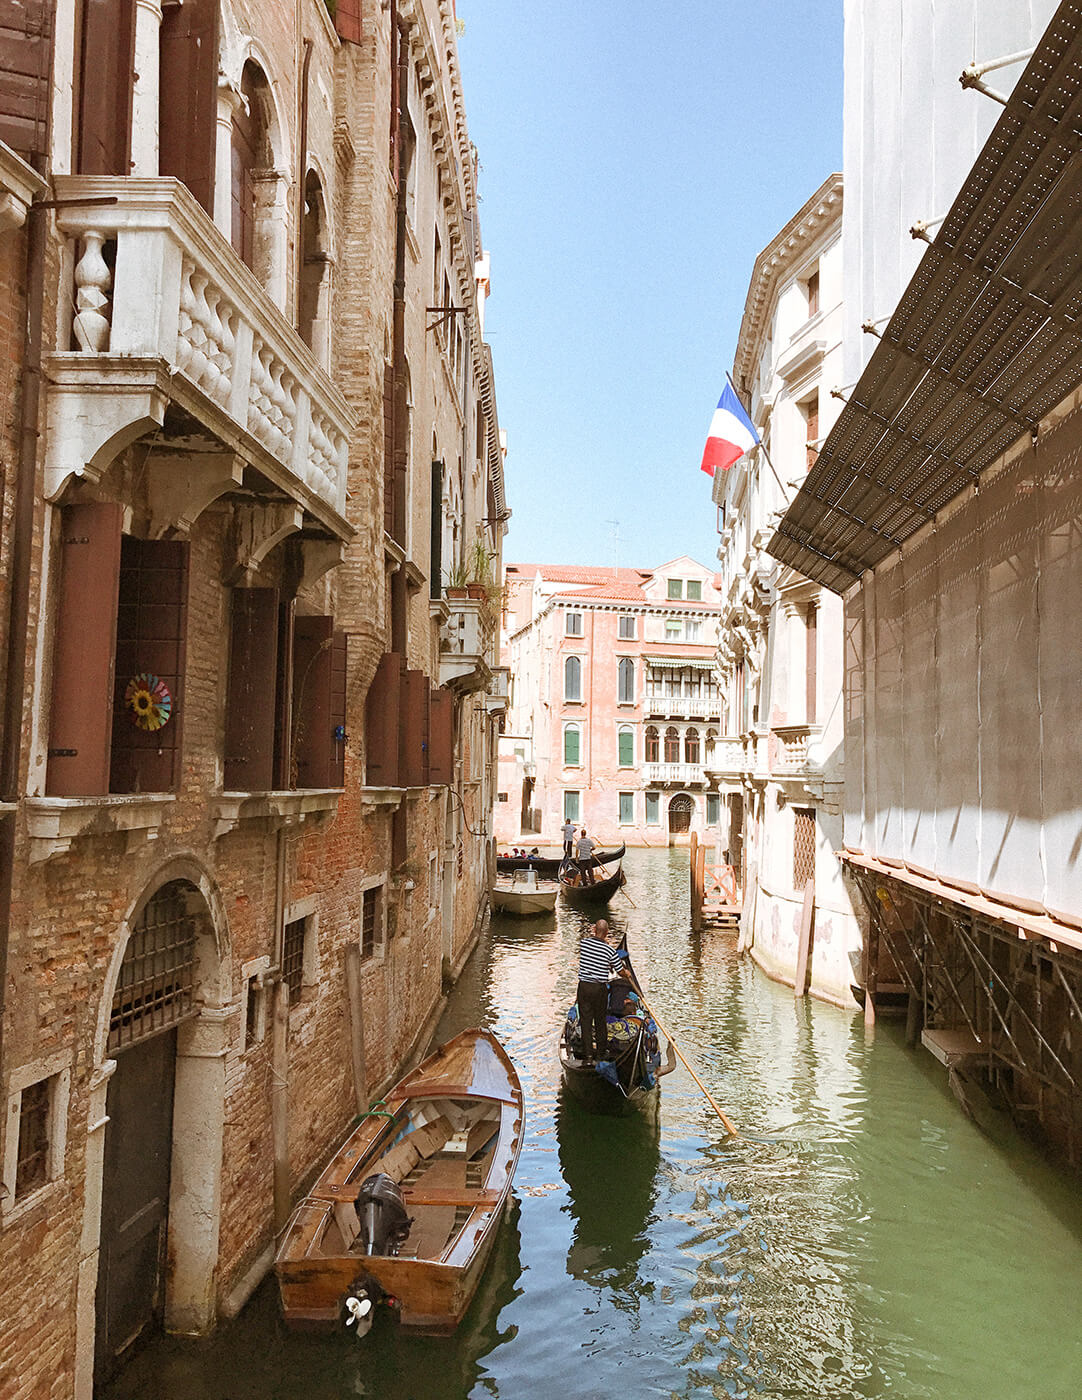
[361,785,406,807]
[25,793,176,863]
[1,1176,66,1230]
[214,789,341,839]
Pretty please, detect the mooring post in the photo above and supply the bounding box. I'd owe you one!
[794,878,815,998]
[864,916,878,1028]
[905,987,922,1047]
[690,831,702,931]
[345,943,369,1114]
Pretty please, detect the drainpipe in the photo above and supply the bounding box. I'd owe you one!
[0,192,48,1093]
[389,4,409,653]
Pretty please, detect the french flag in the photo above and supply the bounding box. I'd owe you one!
[700,380,760,476]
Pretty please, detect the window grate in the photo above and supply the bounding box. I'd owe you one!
[793,807,816,890]
[282,918,306,1002]
[361,887,380,960]
[16,1078,50,1199]
[109,880,197,1051]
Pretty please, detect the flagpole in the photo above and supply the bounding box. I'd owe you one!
[725,371,791,506]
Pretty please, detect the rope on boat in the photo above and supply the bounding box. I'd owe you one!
[352,1099,397,1128]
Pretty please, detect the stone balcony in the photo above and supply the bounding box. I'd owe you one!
[47,177,354,538]
[644,762,706,788]
[439,596,494,693]
[643,695,722,721]
[485,665,510,715]
[772,723,824,776]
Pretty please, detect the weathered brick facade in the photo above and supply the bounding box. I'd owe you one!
[0,2,505,1395]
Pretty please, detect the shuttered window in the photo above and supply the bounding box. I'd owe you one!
[563,791,580,823]
[292,616,347,789]
[428,688,454,784]
[77,0,135,176]
[644,727,659,763]
[684,728,700,765]
[645,791,659,825]
[46,502,123,797]
[225,589,279,791]
[158,0,217,215]
[0,0,54,160]
[618,658,634,703]
[664,727,680,763]
[564,655,581,702]
[618,791,634,824]
[334,0,362,44]
[399,668,430,787]
[564,724,580,767]
[110,537,189,794]
[618,728,634,766]
[366,651,403,786]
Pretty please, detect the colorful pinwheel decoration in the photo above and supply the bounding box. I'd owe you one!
[124,672,173,731]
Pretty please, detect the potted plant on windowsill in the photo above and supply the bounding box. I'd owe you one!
[466,534,503,612]
[444,559,470,600]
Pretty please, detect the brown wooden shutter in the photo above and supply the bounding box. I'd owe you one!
[109,537,189,794]
[399,669,429,787]
[159,0,218,216]
[330,632,347,787]
[365,651,402,786]
[46,502,123,796]
[0,0,54,160]
[292,614,334,788]
[224,588,279,791]
[77,0,135,176]
[334,0,362,44]
[383,361,395,537]
[428,687,453,785]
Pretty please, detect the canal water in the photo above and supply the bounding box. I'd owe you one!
[106,847,1082,1399]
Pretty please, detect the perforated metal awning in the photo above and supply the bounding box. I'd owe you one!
[769,1,1082,593]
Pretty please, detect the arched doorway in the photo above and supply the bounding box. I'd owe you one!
[89,871,229,1384]
[668,792,694,839]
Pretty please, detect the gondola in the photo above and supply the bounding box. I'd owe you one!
[558,859,626,905]
[495,842,625,879]
[275,1028,523,1334]
[558,941,675,1114]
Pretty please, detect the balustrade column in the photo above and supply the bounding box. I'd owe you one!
[131,0,165,175]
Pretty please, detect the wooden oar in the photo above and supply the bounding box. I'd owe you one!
[623,972,739,1137]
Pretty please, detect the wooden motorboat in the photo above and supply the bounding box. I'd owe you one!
[275,1028,523,1334]
[558,946,674,1114]
[491,867,559,916]
[496,842,625,879]
[558,860,626,905]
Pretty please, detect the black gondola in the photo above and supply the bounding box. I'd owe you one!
[558,860,626,905]
[558,939,674,1114]
[495,843,625,879]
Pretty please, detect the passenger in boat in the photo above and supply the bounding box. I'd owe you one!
[576,919,622,1063]
[575,828,597,884]
[607,964,638,1018]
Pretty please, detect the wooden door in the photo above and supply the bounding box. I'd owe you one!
[95,1028,177,1382]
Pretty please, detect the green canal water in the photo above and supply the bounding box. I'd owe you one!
[106,848,1082,1399]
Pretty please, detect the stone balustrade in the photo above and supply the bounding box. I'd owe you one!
[772,724,823,774]
[439,597,494,692]
[46,176,353,530]
[645,762,706,787]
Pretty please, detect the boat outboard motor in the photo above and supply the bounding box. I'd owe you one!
[355,1172,411,1256]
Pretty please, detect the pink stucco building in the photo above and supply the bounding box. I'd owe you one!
[496,557,728,849]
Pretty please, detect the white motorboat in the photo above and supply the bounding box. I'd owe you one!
[491,867,559,917]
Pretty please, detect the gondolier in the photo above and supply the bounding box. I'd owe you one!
[576,919,622,1063]
[562,816,576,859]
[575,828,597,884]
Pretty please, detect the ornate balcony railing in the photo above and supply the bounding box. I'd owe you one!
[47,177,353,533]
[643,695,723,721]
[645,762,705,787]
[772,724,823,775]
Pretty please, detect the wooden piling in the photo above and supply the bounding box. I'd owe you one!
[864,916,878,1028]
[345,944,368,1114]
[737,859,758,954]
[690,832,702,931]
[794,878,815,998]
[272,979,291,1233]
[905,988,922,1047]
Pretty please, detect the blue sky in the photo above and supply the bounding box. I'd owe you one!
[457,2,843,574]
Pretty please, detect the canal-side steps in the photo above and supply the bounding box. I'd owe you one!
[689,833,742,932]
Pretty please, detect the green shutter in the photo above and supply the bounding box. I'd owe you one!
[618,729,633,766]
[564,726,579,766]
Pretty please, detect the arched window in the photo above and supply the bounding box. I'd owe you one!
[564,723,580,767]
[564,655,581,702]
[645,726,659,763]
[299,169,332,365]
[231,62,272,271]
[664,727,680,763]
[617,657,634,704]
[685,727,700,765]
[618,727,634,766]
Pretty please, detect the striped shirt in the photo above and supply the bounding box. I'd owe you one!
[578,936,620,983]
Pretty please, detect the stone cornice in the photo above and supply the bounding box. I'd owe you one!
[732,172,843,393]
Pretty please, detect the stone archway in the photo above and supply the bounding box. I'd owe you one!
[75,862,232,1400]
